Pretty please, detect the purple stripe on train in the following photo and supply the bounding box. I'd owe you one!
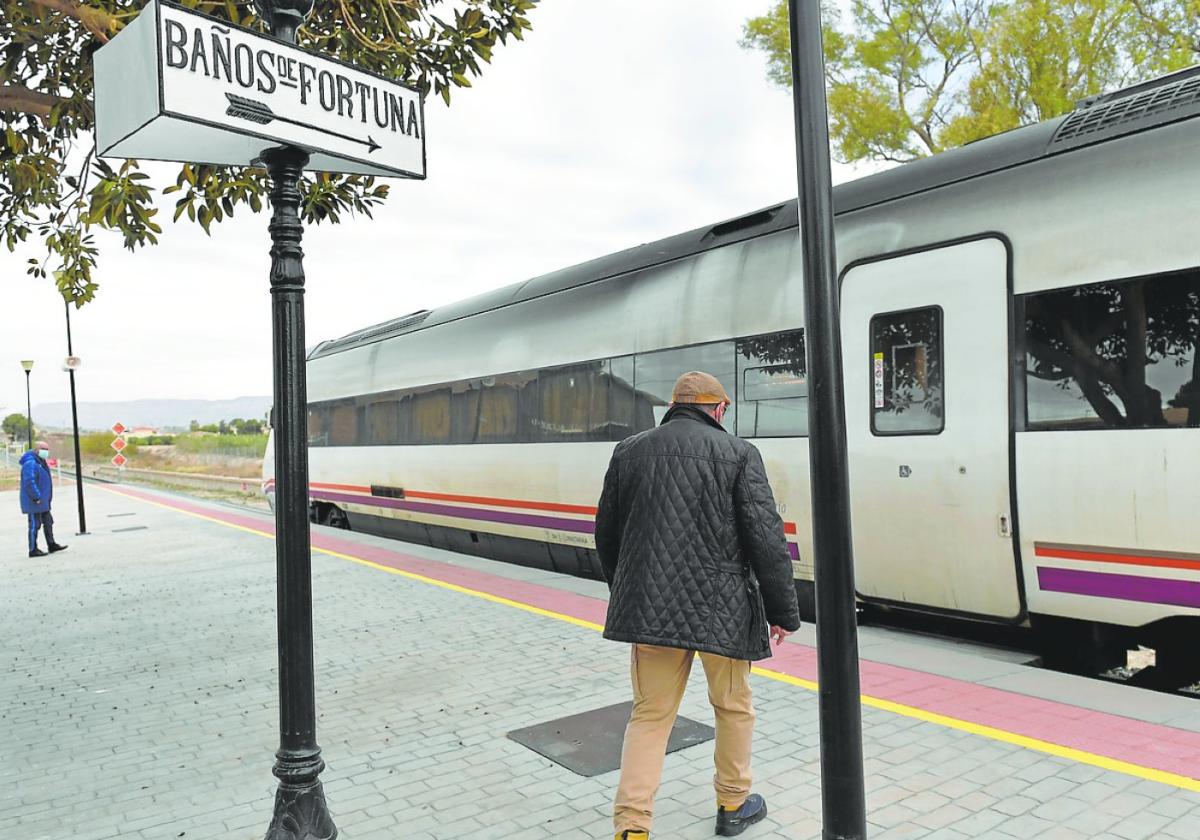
[314,489,804,561]
[1038,567,1200,609]
[312,489,596,533]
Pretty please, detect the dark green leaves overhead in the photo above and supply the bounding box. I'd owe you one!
[741,0,1198,164]
[0,0,538,304]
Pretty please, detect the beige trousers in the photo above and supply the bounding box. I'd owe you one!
[613,644,754,834]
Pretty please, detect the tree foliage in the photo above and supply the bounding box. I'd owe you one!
[3,412,34,442]
[741,0,1194,163]
[1,0,538,304]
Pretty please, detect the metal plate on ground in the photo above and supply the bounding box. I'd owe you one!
[112,526,149,533]
[507,701,713,777]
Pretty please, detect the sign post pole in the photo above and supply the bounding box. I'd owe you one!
[64,301,89,535]
[254,3,335,839]
[786,1,868,838]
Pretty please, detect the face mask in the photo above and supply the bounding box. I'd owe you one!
[37,449,49,460]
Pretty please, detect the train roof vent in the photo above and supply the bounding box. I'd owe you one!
[315,309,432,356]
[1049,69,1200,153]
[703,204,785,240]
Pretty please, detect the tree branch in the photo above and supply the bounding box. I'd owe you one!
[31,0,114,43]
[0,84,66,118]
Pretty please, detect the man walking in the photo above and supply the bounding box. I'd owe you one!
[20,440,67,558]
[595,371,801,839]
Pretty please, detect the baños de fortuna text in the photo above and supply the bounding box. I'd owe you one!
[164,19,420,147]
[93,0,426,179]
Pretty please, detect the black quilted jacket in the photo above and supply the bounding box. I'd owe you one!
[595,405,802,661]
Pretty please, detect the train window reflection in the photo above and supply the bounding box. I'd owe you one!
[1022,271,1200,429]
[871,308,944,435]
[736,330,807,437]
[633,342,737,432]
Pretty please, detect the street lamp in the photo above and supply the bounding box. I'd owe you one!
[20,360,34,450]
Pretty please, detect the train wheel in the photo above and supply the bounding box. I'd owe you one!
[1033,615,1127,676]
[326,505,351,530]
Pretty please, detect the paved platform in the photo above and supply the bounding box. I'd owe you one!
[2,482,1199,839]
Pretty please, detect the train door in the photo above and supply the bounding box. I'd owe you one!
[839,237,1021,618]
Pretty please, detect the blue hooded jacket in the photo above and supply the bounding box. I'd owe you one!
[20,450,52,515]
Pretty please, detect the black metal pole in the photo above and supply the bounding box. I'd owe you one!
[787,2,867,838]
[24,370,33,451]
[65,301,88,535]
[255,3,334,838]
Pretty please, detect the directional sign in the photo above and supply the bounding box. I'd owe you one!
[93,0,425,178]
[111,437,128,453]
[111,422,126,436]
[112,453,128,468]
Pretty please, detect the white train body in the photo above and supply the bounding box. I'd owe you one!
[265,68,1200,662]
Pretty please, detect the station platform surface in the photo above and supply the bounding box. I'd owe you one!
[2,481,1199,840]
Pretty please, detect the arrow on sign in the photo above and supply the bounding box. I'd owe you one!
[225,94,381,153]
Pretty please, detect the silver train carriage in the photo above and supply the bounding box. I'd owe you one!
[265,67,1200,682]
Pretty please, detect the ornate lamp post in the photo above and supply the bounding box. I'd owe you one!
[253,2,336,838]
[20,360,34,450]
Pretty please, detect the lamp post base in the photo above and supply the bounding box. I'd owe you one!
[265,780,336,840]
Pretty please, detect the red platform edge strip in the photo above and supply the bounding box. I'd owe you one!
[109,485,1200,783]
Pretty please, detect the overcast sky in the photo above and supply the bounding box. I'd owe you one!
[0,1,884,424]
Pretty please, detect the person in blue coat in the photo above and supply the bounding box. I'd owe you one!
[20,440,67,558]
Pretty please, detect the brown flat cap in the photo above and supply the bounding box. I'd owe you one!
[671,371,731,406]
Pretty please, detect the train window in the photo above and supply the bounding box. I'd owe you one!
[870,307,944,435]
[328,400,360,446]
[607,356,636,441]
[1022,271,1200,430]
[450,381,482,444]
[408,387,451,445]
[478,372,532,443]
[307,406,330,447]
[363,396,400,445]
[537,361,615,442]
[633,342,737,432]
[736,330,807,437]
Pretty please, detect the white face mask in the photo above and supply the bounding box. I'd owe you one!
[37,449,49,460]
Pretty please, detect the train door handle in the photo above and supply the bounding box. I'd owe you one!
[998,514,1012,538]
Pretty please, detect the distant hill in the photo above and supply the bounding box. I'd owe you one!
[32,396,272,432]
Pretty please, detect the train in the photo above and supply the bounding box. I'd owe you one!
[265,65,1200,687]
